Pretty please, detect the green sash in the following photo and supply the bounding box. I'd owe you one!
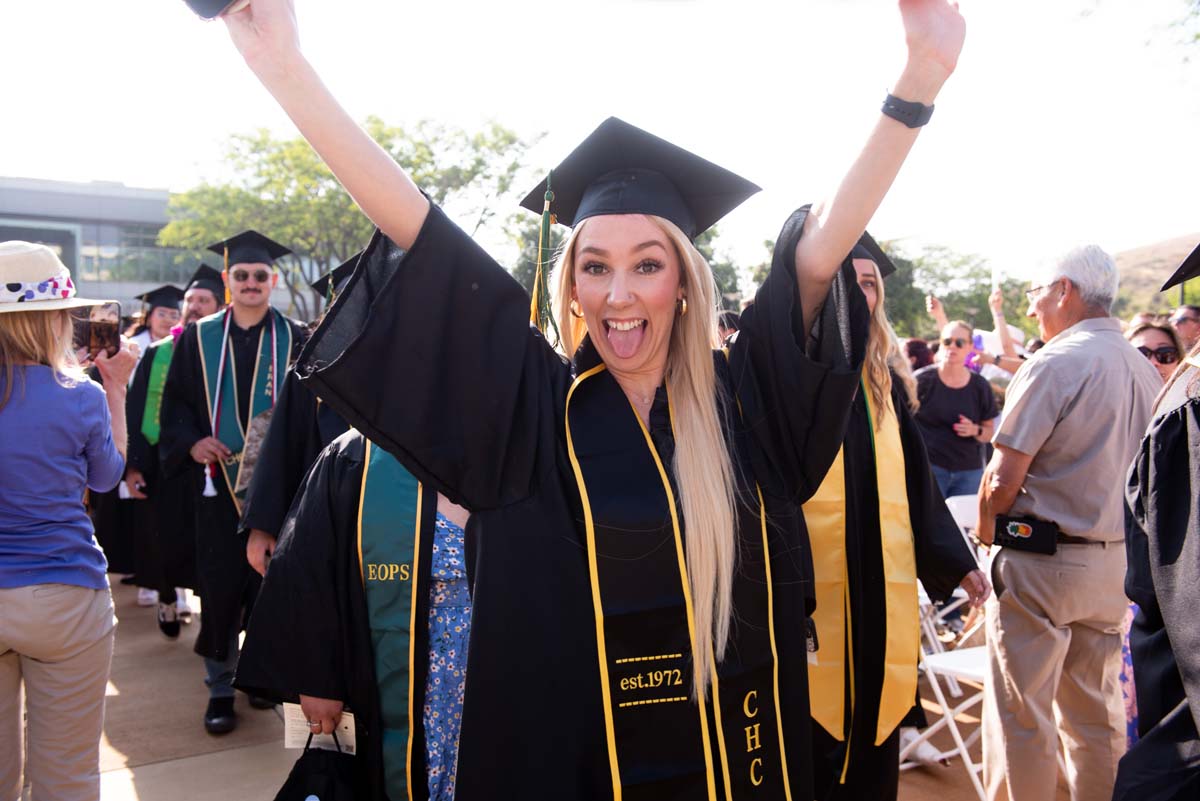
[139,337,174,446]
[565,363,791,800]
[358,440,430,801]
[195,309,292,509]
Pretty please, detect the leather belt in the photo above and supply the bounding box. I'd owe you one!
[1056,533,1107,546]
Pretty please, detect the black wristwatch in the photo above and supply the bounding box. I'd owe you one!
[881,93,935,128]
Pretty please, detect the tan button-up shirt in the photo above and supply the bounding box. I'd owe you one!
[994,317,1161,540]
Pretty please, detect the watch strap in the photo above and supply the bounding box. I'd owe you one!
[881,94,934,128]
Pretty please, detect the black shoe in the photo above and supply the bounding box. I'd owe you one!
[247,694,276,710]
[204,697,237,735]
[157,602,181,640]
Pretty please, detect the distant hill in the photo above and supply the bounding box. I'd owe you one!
[1114,233,1199,316]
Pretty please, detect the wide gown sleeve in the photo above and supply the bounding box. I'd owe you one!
[296,205,567,511]
[239,369,322,538]
[159,324,210,478]
[727,205,870,503]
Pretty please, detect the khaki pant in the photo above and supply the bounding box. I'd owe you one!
[0,583,116,801]
[982,544,1127,801]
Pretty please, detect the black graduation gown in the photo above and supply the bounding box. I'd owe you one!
[239,367,349,538]
[294,203,868,800]
[810,378,977,801]
[1114,362,1200,801]
[159,312,307,660]
[125,336,198,592]
[235,431,437,801]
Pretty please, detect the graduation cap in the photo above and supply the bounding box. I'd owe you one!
[1161,241,1200,292]
[185,263,225,297]
[134,284,185,310]
[850,232,897,279]
[206,230,292,270]
[309,251,362,301]
[519,117,760,240]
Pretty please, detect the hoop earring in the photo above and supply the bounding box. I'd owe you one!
[570,300,584,319]
[677,297,688,316]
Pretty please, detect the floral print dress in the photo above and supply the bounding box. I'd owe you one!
[423,513,472,801]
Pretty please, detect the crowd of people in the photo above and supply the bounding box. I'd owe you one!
[2,1,1198,800]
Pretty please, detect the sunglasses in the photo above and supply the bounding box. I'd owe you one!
[1137,345,1179,365]
[941,337,969,348]
[1170,315,1199,326]
[231,268,272,283]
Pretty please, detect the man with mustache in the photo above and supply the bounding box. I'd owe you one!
[160,234,306,734]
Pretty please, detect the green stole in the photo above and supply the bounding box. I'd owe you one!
[358,440,433,801]
[803,375,918,758]
[195,309,292,512]
[565,362,791,801]
[139,337,174,445]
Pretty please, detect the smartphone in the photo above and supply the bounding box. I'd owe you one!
[182,0,249,20]
[71,302,122,361]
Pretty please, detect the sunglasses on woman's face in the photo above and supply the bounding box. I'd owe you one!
[1137,345,1179,365]
[231,268,271,283]
[941,337,969,348]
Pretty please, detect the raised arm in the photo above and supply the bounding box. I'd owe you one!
[794,0,965,329]
[222,0,429,249]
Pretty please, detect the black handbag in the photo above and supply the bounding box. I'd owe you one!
[273,732,358,801]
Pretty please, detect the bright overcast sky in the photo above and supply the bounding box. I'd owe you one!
[3,0,1198,280]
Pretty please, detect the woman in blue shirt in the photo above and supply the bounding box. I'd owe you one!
[0,241,138,801]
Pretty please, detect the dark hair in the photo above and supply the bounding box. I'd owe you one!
[1175,305,1200,317]
[904,337,933,369]
[717,310,740,333]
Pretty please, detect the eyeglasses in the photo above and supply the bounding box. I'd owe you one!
[941,337,969,348]
[1137,345,1179,365]
[1170,315,1199,326]
[151,307,181,321]
[1024,281,1060,302]
[231,269,271,283]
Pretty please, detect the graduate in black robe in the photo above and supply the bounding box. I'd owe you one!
[1114,254,1200,800]
[294,125,872,797]
[236,431,444,801]
[805,245,984,800]
[159,230,306,733]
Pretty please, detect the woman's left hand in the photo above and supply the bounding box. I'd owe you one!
[899,0,966,82]
[952,414,979,438]
[299,694,344,736]
[959,568,991,608]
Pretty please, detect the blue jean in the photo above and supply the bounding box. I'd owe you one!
[931,465,984,499]
[203,628,239,699]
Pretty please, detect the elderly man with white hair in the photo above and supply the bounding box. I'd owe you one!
[975,245,1161,801]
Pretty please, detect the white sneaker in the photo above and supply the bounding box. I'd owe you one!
[176,589,194,621]
[899,726,946,767]
[137,588,159,607]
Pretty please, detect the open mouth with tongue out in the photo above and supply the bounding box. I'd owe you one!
[603,318,646,359]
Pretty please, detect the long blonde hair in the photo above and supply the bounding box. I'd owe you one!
[554,215,737,700]
[863,261,917,423]
[0,309,85,411]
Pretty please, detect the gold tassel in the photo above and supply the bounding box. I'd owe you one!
[223,246,232,306]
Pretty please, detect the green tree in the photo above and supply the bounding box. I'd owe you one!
[159,120,534,320]
[694,227,743,310]
[506,212,566,296]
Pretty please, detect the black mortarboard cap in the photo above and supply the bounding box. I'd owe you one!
[850,231,897,279]
[206,230,292,268]
[309,252,362,297]
[1161,240,1200,292]
[186,263,225,296]
[134,284,185,310]
[519,117,760,240]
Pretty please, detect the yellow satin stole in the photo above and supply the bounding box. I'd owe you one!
[803,374,919,750]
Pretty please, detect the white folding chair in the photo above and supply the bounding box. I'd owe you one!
[901,645,988,801]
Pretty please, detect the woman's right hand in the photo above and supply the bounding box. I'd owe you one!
[94,338,138,389]
[223,0,302,79]
[988,287,1005,317]
[299,694,344,736]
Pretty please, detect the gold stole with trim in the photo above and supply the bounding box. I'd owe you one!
[803,374,919,748]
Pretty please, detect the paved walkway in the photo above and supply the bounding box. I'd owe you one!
[62,581,1038,800]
